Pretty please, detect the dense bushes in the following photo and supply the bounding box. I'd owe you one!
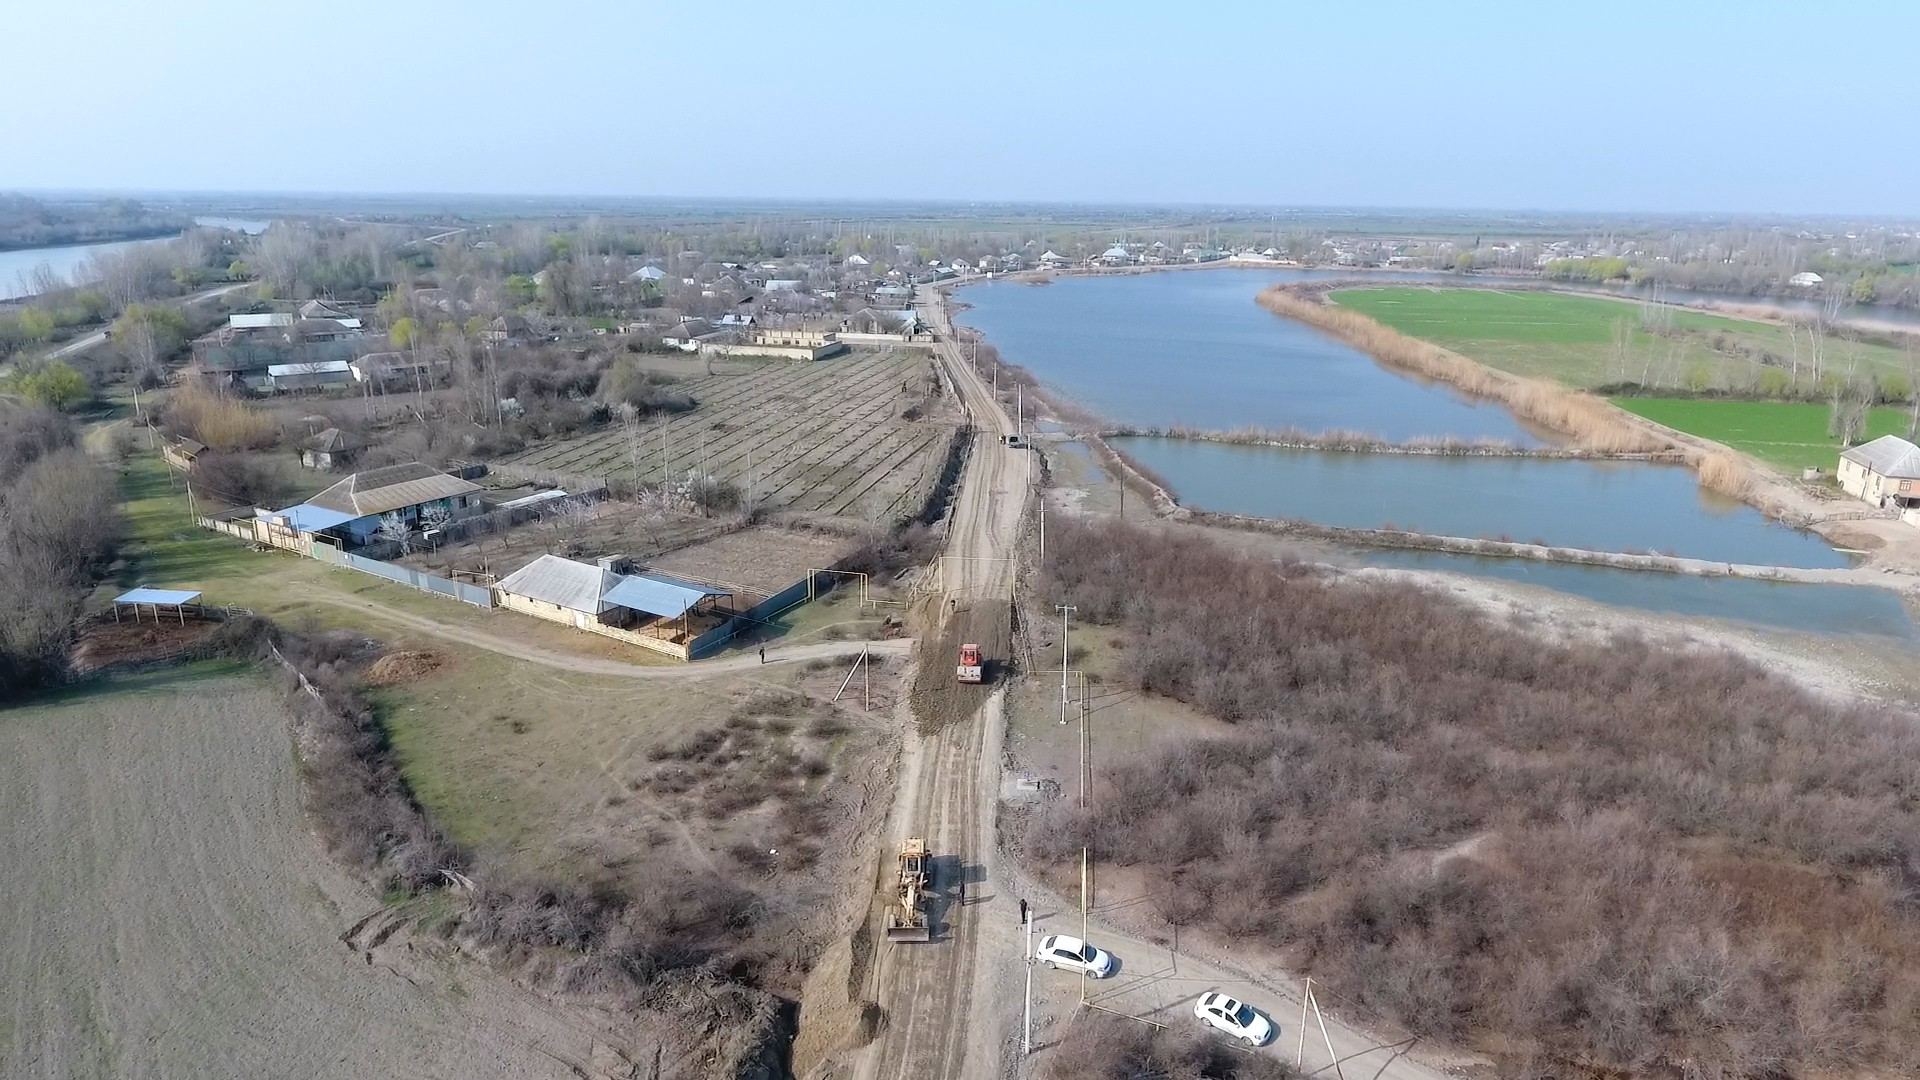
[1031,518,1920,1077]
[1041,1012,1296,1079]
[599,357,696,415]
[0,407,121,699]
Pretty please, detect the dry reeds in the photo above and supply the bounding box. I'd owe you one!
[1258,288,1669,455]
[1697,451,1756,499]
[164,379,279,451]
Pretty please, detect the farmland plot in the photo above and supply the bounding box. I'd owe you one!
[496,349,960,523]
[0,670,600,1080]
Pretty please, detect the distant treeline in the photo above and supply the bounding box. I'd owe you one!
[0,194,189,252]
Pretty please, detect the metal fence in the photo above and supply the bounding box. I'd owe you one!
[310,544,494,607]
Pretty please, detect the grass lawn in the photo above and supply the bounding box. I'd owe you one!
[1332,287,1910,390]
[1611,397,1915,472]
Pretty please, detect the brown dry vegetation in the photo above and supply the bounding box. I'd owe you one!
[232,623,848,1074]
[1029,517,1920,1079]
[1041,1011,1296,1080]
[0,405,121,698]
[162,378,279,450]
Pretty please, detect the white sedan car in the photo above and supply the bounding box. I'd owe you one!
[1194,991,1275,1046]
[1033,934,1116,978]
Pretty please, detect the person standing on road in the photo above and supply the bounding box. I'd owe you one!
[1018,897,1028,925]
[759,646,765,665]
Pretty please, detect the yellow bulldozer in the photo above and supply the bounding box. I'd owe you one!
[884,837,932,943]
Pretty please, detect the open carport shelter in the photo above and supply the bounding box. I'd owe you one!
[113,588,203,624]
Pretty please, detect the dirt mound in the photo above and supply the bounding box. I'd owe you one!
[363,650,445,686]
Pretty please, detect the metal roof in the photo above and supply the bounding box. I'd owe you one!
[260,503,358,533]
[267,360,353,377]
[496,554,621,613]
[230,312,294,329]
[496,556,727,619]
[604,573,726,620]
[114,587,202,606]
[1841,435,1920,479]
[306,463,482,518]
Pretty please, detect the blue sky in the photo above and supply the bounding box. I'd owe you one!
[8,1,1916,214]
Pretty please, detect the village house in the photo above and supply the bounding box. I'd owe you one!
[494,553,734,660]
[482,314,537,346]
[1789,271,1825,288]
[662,317,715,351]
[299,427,365,471]
[1839,435,1920,515]
[349,350,445,388]
[1039,250,1069,269]
[260,462,483,551]
[265,359,354,393]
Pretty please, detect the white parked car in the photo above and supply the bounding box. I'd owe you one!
[1033,934,1116,978]
[1194,991,1275,1046]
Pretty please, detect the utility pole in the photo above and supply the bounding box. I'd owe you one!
[1056,604,1075,726]
[1022,906,1034,1055]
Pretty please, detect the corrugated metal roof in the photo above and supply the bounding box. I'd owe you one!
[1841,435,1920,479]
[114,587,202,606]
[496,554,620,613]
[230,312,294,329]
[307,463,482,518]
[261,503,358,533]
[267,360,353,377]
[604,573,726,620]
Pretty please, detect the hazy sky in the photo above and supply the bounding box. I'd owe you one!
[9,1,1917,214]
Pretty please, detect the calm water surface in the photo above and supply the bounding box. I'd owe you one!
[956,269,1548,444]
[1118,438,1849,568]
[0,237,158,300]
[1353,547,1915,640]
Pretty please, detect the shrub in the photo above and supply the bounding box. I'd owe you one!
[1032,517,1920,1077]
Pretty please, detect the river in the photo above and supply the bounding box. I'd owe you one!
[0,216,269,300]
[960,269,1912,637]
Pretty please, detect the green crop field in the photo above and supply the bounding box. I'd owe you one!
[1611,397,1915,472]
[1331,287,1911,390]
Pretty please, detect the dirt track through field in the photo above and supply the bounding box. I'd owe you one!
[0,673,602,1079]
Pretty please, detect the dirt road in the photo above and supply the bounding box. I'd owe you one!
[848,289,1458,1080]
[293,586,911,677]
[849,292,1029,1080]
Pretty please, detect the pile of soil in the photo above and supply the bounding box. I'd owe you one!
[363,650,445,687]
[69,618,219,674]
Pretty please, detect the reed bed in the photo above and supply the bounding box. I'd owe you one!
[1258,287,1669,455]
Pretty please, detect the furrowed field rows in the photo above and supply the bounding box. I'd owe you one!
[503,353,906,477]
[497,350,956,520]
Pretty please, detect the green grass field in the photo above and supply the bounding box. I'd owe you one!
[1331,287,1910,390]
[1611,397,1915,472]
